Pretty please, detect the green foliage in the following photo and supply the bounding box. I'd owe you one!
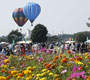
[31,24,48,43]
[58,34,73,42]
[7,29,22,43]
[86,18,90,27]
[47,35,60,43]
[74,32,87,42]
[0,36,8,42]
[58,31,90,42]
[86,23,90,27]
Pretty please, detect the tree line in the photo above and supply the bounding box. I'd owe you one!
[0,24,90,43]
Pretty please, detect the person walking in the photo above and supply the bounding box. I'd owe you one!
[21,44,25,56]
[81,42,86,53]
[76,42,80,53]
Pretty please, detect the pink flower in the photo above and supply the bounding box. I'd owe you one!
[61,69,67,74]
[72,65,79,72]
[85,59,89,62]
[67,71,87,80]
[41,48,46,52]
[20,64,25,68]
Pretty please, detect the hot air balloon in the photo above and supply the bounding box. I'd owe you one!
[23,2,41,26]
[12,8,28,27]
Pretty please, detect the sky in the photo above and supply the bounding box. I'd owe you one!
[0,0,90,36]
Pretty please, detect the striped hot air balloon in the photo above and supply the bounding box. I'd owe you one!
[12,8,28,27]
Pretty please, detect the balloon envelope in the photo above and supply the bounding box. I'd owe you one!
[12,8,28,27]
[23,2,41,25]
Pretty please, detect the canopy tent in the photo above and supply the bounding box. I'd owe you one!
[17,41,32,44]
[65,41,75,44]
[0,42,9,45]
[85,40,90,43]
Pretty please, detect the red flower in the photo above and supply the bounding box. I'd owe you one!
[55,56,59,59]
[30,68,34,71]
[61,58,68,63]
[67,50,71,54]
[1,70,5,72]
[18,73,23,77]
[46,64,51,69]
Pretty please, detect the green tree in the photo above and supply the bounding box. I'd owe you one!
[0,36,8,42]
[31,24,48,43]
[7,29,22,43]
[86,18,90,27]
[74,32,86,42]
[86,23,90,27]
[47,35,60,43]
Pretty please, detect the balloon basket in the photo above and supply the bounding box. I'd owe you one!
[31,23,33,26]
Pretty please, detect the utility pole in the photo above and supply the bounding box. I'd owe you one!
[62,29,64,42]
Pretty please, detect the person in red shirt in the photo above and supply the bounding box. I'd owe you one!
[21,44,25,56]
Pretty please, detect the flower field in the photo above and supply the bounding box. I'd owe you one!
[0,50,90,80]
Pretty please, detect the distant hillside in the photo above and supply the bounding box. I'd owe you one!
[58,31,90,42]
[58,34,73,41]
[74,31,90,39]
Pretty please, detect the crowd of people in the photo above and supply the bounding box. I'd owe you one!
[0,41,90,56]
[65,42,89,53]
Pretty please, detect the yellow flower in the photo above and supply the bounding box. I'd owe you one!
[40,73,46,76]
[17,76,21,79]
[11,70,17,77]
[75,60,83,65]
[0,76,6,80]
[24,70,32,75]
[78,61,83,65]
[85,56,89,59]
[17,76,24,80]
[32,74,34,77]
[1,65,8,68]
[45,71,50,74]
[74,60,78,63]
[9,56,12,59]
[47,70,50,73]
[59,65,63,69]
[72,79,76,80]
[36,77,40,80]
[39,77,47,80]
[49,72,53,76]
[36,74,41,77]
[10,54,13,56]
[54,74,59,77]
[11,67,15,69]
[4,59,10,63]
[26,76,32,80]
[85,53,88,56]
[3,65,8,68]
[56,78,60,80]
[25,56,30,60]
[33,66,36,69]
[1,65,4,68]
[42,69,47,72]
[86,66,88,68]
[27,67,31,70]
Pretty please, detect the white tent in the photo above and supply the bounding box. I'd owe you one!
[85,40,90,43]
[17,41,32,44]
[26,41,32,44]
[0,42,8,45]
[65,41,75,44]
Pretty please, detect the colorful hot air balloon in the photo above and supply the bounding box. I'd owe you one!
[12,8,28,27]
[23,2,41,26]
